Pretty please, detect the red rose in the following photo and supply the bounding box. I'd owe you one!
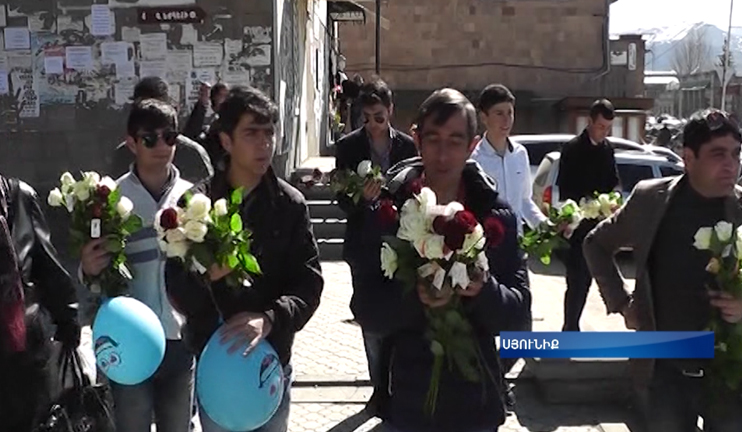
[91,203,102,218]
[483,216,505,247]
[96,185,111,199]
[377,199,398,226]
[452,210,478,234]
[159,208,179,230]
[443,230,466,251]
[432,216,448,235]
[406,178,423,196]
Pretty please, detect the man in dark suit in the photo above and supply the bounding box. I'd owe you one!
[333,78,417,395]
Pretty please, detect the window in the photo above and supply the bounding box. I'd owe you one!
[660,166,684,177]
[533,156,554,187]
[617,164,653,192]
[522,141,563,167]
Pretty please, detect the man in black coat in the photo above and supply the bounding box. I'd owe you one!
[356,88,529,432]
[333,78,417,392]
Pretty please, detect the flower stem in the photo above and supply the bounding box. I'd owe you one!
[424,351,444,416]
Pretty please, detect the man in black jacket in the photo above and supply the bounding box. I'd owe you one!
[165,86,323,432]
[182,82,229,170]
[357,89,529,432]
[334,78,417,392]
[0,175,81,432]
[555,98,620,332]
[110,77,214,183]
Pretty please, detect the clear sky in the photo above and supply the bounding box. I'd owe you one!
[610,0,742,34]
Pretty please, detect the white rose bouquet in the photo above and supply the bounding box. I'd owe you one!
[379,186,505,415]
[694,221,742,392]
[329,160,384,204]
[155,188,261,288]
[519,199,583,265]
[579,191,623,220]
[47,171,143,297]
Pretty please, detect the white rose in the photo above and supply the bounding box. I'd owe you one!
[186,194,212,221]
[418,262,446,290]
[397,199,428,242]
[413,233,446,259]
[580,199,601,220]
[98,176,117,192]
[213,199,229,217]
[356,160,373,177]
[166,240,189,258]
[157,238,169,252]
[715,221,734,243]
[183,220,208,243]
[449,261,470,290]
[64,193,75,212]
[82,171,100,187]
[72,181,91,202]
[476,251,490,272]
[560,199,579,213]
[165,227,187,243]
[597,194,614,218]
[694,227,713,250]
[427,202,464,220]
[60,172,75,193]
[461,224,486,253]
[47,188,64,207]
[380,243,398,279]
[116,197,134,220]
[417,187,437,209]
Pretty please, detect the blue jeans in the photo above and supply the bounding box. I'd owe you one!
[198,365,293,432]
[110,340,195,432]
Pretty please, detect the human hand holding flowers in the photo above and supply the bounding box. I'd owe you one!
[330,160,384,204]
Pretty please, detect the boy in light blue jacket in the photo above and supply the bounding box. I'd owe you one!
[80,99,194,432]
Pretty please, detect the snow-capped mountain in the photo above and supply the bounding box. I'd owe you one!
[629,22,742,73]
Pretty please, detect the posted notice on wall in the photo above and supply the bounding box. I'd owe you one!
[193,42,223,67]
[114,78,137,106]
[91,5,113,36]
[65,46,93,71]
[186,68,215,106]
[44,56,64,75]
[140,33,167,60]
[139,60,167,79]
[101,41,131,65]
[11,69,39,118]
[4,27,30,50]
[116,61,136,79]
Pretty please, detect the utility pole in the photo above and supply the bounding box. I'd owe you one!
[721,0,734,111]
[375,0,381,74]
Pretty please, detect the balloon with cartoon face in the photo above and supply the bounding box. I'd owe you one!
[196,330,284,431]
[92,297,166,385]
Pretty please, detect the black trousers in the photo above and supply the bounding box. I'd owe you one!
[0,343,55,432]
[647,362,742,432]
[563,220,598,332]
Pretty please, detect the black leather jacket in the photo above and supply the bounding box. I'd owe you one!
[1,177,78,357]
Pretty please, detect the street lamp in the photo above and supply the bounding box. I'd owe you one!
[721,0,734,111]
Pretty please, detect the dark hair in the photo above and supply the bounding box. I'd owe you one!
[683,109,742,154]
[358,79,393,108]
[218,86,280,136]
[126,99,178,137]
[414,88,477,141]
[477,84,515,113]
[589,98,615,121]
[210,82,229,106]
[132,77,169,102]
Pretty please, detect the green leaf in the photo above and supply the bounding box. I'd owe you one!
[230,213,243,233]
[121,214,143,235]
[227,253,239,269]
[107,188,121,208]
[231,188,244,206]
[240,252,262,275]
[105,237,124,253]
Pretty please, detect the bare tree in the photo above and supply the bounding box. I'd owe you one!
[672,27,712,76]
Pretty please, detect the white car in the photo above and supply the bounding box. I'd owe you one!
[531,150,685,209]
[510,134,682,178]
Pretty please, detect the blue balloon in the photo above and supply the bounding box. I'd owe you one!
[197,329,284,432]
[92,297,166,385]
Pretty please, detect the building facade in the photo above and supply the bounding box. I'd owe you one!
[337,0,651,140]
[0,0,329,246]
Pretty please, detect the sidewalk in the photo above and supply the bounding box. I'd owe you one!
[82,257,638,432]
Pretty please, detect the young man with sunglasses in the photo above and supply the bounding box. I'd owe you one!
[584,109,742,430]
[333,78,417,402]
[164,86,324,432]
[110,77,214,184]
[80,99,195,432]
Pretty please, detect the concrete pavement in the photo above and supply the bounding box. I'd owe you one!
[82,257,640,432]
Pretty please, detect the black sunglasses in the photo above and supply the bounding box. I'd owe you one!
[138,130,178,148]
